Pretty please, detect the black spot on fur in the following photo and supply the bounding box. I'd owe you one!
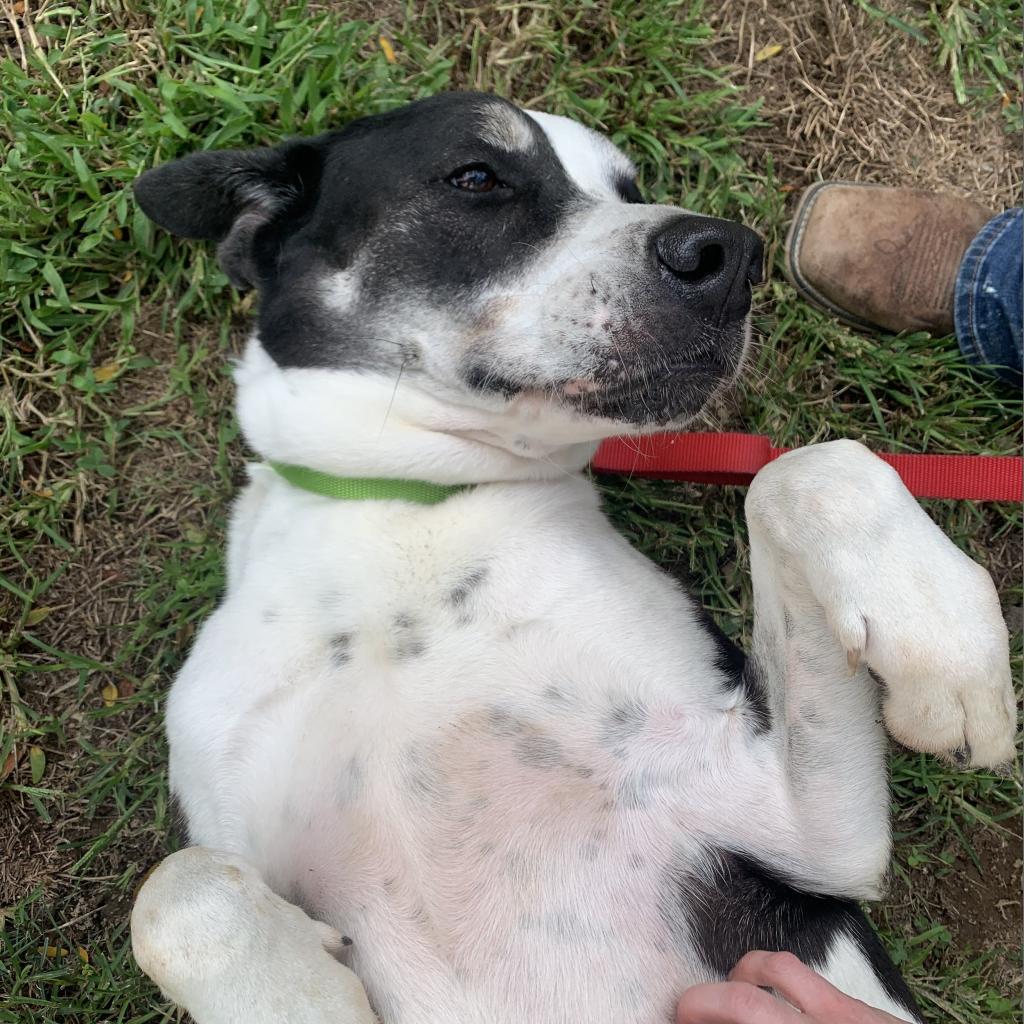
[670,849,922,1021]
[600,700,647,751]
[462,366,526,398]
[447,566,488,608]
[502,849,532,883]
[642,561,769,733]
[542,684,571,705]
[329,632,354,666]
[520,909,588,944]
[617,768,665,810]
[687,600,746,679]
[614,176,638,203]
[514,732,565,770]
[487,706,526,737]
[392,614,427,659]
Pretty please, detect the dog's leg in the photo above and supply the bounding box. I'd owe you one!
[719,440,1015,899]
[132,847,378,1024]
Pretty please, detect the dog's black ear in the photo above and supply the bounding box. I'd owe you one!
[133,138,325,289]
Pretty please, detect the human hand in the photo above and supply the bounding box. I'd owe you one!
[677,951,911,1023]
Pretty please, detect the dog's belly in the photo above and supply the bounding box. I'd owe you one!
[167,477,741,1022]
[241,684,718,1024]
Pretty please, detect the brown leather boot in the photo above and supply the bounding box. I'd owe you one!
[784,182,993,335]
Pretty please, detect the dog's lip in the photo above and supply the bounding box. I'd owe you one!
[554,362,730,427]
[558,361,728,399]
[560,378,604,397]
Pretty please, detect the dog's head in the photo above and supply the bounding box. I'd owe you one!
[136,92,761,447]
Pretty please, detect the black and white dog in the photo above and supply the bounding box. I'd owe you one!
[129,93,1015,1024]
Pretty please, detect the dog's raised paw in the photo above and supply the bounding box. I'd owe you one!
[748,440,1019,771]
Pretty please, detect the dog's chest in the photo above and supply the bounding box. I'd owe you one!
[169,474,732,1022]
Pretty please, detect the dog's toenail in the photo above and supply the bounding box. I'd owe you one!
[950,745,970,767]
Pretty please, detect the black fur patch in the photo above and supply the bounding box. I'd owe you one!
[600,700,647,753]
[136,93,580,371]
[329,632,354,666]
[737,660,771,734]
[688,599,770,734]
[447,565,488,608]
[672,849,922,1020]
[392,614,427,660]
[514,733,566,770]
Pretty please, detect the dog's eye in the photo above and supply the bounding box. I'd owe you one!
[448,164,500,193]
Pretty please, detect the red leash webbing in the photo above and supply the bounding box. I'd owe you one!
[591,433,1023,502]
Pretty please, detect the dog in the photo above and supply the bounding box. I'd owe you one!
[128,93,1016,1024]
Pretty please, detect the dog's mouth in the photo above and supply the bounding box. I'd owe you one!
[469,361,731,428]
[556,362,729,426]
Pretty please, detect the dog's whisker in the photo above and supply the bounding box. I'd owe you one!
[378,356,409,438]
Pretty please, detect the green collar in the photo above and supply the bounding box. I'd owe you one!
[268,461,469,505]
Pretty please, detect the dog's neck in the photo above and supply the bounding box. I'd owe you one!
[234,338,609,486]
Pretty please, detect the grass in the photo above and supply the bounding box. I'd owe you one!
[1,1,1020,1021]
[857,0,1023,117]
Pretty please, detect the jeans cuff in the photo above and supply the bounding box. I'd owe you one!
[954,209,1021,372]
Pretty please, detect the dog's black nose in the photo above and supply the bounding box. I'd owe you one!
[654,216,764,320]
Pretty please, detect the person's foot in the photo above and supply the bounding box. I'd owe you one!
[784,182,993,335]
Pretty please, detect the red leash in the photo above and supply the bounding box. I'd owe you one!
[592,433,1023,502]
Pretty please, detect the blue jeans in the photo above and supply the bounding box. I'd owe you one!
[954,208,1022,385]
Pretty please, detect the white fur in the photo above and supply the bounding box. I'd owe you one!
[141,398,1014,1024]
[479,102,535,153]
[133,107,1015,1024]
[526,110,636,198]
[819,932,917,1021]
[746,442,1015,769]
[132,848,376,1024]
[234,338,603,482]
[321,270,360,314]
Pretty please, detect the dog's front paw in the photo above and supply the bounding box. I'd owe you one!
[132,848,377,1024]
[847,561,1016,770]
[748,440,1018,769]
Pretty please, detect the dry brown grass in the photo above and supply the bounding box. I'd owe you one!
[706,0,1020,207]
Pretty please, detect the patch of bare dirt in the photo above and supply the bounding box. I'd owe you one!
[935,827,1023,955]
[706,0,1019,211]
[883,821,1023,997]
